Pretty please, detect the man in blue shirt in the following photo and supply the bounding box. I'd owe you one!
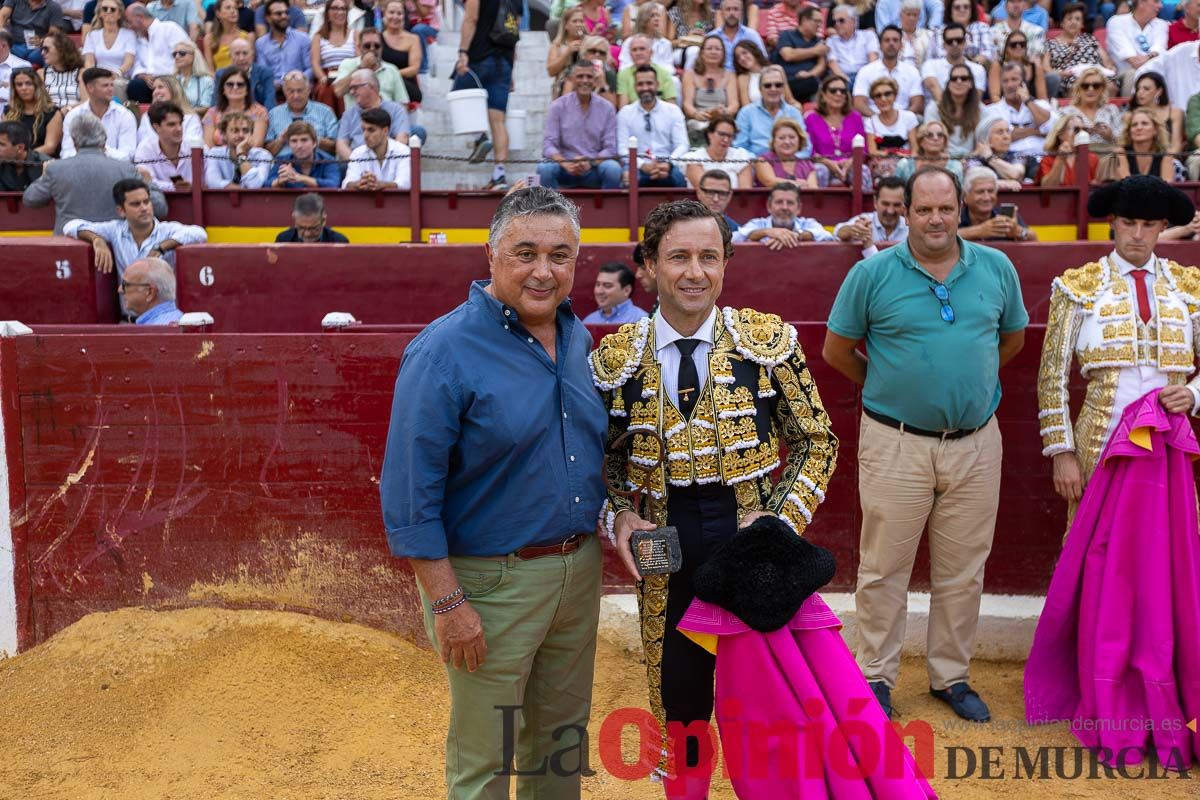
[823,166,1028,725]
[582,262,648,324]
[265,71,338,158]
[255,0,311,94]
[707,0,768,70]
[122,257,184,324]
[732,181,836,247]
[380,187,608,800]
[733,65,812,157]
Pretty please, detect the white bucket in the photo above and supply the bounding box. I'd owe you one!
[447,70,489,135]
[506,110,527,151]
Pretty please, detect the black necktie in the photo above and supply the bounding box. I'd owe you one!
[676,339,700,419]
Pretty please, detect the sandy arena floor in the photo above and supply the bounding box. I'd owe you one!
[0,607,1194,799]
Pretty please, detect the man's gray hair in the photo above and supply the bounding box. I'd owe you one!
[629,33,651,48]
[293,192,325,217]
[834,3,859,20]
[1000,61,1024,77]
[963,165,998,195]
[142,257,176,301]
[488,187,581,250]
[899,0,923,10]
[126,2,149,17]
[70,114,108,149]
[282,70,308,85]
[352,68,380,90]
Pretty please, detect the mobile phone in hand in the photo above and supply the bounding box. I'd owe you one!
[998,203,1017,219]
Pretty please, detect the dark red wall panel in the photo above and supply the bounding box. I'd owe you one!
[0,237,118,324]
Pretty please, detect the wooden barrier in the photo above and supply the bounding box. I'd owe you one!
[0,321,1090,653]
[0,238,118,324]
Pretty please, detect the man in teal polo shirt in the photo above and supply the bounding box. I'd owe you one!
[822,166,1028,724]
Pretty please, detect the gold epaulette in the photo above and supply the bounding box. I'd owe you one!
[1165,261,1200,315]
[720,307,798,367]
[1051,261,1106,309]
[589,317,650,391]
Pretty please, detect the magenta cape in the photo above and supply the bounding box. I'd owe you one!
[672,594,938,799]
[1025,390,1200,769]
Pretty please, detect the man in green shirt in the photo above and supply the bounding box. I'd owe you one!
[1186,92,1200,181]
[823,166,1028,725]
[616,34,677,108]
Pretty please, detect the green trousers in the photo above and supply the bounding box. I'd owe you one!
[421,535,603,800]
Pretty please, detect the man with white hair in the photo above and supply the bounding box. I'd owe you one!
[333,28,407,104]
[827,4,879,86]
[23,114,166,234]
[615,34,676,108]
[959,166,1035,241]
[121,257,183,325]
[1168,0,1200,47]
[874,0,941,31]
[335,68,409,161]
[265,70,337,157]
[990,61,1053,158]
[123,1,190,102]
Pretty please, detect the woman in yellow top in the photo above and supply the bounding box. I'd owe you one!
[206,0,254,71]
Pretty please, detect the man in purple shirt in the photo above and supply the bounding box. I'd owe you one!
[536,61,621,189]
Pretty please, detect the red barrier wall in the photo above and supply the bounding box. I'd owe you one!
[0,238,118,324]
[2,321,1088,652]
[170,241,1198,332]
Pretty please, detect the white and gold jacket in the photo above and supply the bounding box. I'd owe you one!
[1038,253,1200,476]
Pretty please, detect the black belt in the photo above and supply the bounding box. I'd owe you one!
[864,407,991,440]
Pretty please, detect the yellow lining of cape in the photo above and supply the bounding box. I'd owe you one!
[680,629,720,655]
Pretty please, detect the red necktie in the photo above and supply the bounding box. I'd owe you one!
[1130,269,1152,324]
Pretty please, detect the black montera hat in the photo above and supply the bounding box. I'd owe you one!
[692,515,836,633]
[1087,175,1195,227]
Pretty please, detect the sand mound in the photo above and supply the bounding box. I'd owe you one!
[0,608,1194,800]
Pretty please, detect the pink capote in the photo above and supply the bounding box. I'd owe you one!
[671,594,938,799]
[1025,389,1200,769]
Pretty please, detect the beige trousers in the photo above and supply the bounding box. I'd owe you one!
[854,413,1003,691]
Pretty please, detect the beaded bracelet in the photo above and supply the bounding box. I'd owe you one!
[431,586,463,609]
[432,595,467,615]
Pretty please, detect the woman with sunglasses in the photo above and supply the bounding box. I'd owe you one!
[1036,114,1099,186]
[3,69,63,157]
[41,31,85,108]
[207,0,255,72]
[171,41,213,115]
[1042,3,1114,97]
[547,6,589,98]
[863,76,919,177]
[894,120,963,183]
[82,0,136,98]
[755,117,821,188]
[1061,65,1122,154]
[202,68,268,147]
[986,30,1047,103]
[682,36,739,142]
[926,63,980,157]
[136,75,204,147]
[1129,71,1183,159]
[807,74,869,189]
[311,0,356,113]
[930,0,994,65]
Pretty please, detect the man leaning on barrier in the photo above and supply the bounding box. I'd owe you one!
[380,186,608,800]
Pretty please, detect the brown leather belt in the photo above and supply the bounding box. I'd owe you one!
[514,534,586,560]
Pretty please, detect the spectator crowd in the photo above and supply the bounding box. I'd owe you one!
[2,0,1200,251]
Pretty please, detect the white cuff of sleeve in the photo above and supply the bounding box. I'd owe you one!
[1188,384,1200,417]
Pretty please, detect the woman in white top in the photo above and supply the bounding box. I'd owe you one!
[618,3,674,70]
[311,0,357,111]
[863,76,919,158]
[82,0,137,81]
[678,114,754,188]
[41,31,85,108]
[172,40,213,114]
[136,76,205,147]
[308,0,370,37]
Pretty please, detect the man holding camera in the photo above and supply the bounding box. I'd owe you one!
[958,166,1036,242]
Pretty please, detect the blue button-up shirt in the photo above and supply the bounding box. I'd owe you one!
[255,27,312,85]
[381,280,609,560]
[733,102,812,158]
[582,298,648,325]
[135,300,183,325]
[706,27,767,71]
